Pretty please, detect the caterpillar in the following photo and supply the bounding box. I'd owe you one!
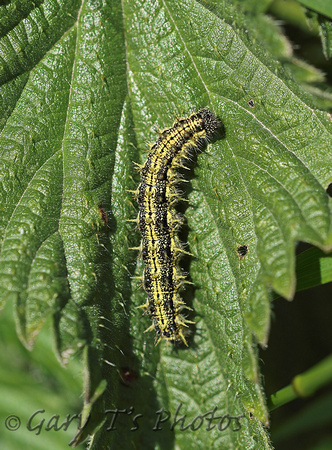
[135,109,222,345]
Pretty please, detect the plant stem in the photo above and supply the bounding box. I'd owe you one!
[267,354,332,411]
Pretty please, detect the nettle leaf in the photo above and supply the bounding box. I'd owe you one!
[306,9,332,60]
[0,1,331,448]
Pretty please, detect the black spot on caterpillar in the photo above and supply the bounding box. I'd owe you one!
[135,109,222,345]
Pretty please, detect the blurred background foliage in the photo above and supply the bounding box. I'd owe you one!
[260,1,332,449]
[0,301,84,449]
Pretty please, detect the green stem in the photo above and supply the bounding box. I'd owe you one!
[267,354,332,411]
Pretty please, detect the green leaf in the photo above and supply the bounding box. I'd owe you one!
[295,246,332,291]
[317,15,332,59]
[0,1,331,449]
[306,10,332,59]
[268,0,311,31]
[296,0,332,20]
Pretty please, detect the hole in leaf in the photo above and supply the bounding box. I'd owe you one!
[119,367,139,387]
[237,245,249,259]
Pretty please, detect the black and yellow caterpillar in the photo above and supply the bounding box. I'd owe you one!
[134,109,222,345]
